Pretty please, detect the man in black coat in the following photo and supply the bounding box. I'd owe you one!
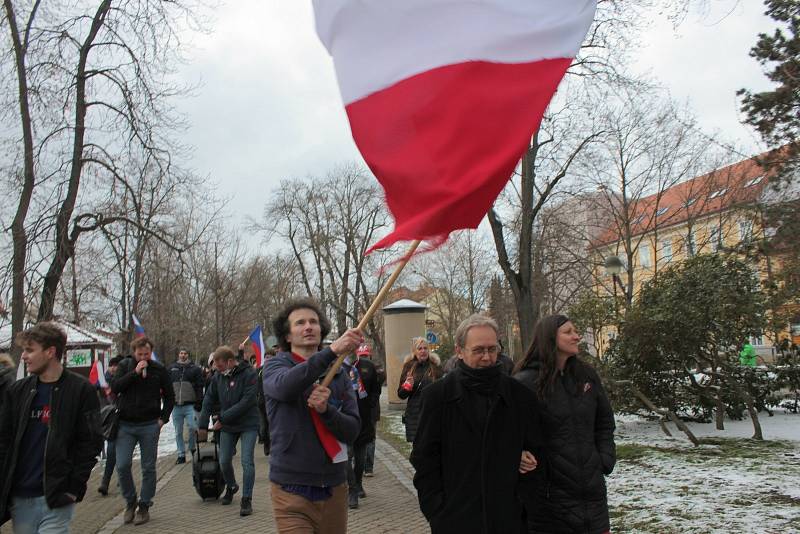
[345,344,381,509]
[110,336,174,526]
[411,315,540,534]
[0,322,103,532]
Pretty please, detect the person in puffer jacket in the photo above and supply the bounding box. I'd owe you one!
[513,314,616,534]
[168,349,204,463]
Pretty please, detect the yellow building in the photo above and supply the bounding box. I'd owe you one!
[589,152,795,359]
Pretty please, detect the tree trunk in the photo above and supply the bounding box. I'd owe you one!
[5,0,38,362]
[513,283,538,350]
[726,377,764,440]
[714,390,725,430]
[658,418,673,437]
[37,0,112,321]
[70,255,80,324]
[625,382,700,446]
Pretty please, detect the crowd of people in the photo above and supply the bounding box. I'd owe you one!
[0,299,617,534]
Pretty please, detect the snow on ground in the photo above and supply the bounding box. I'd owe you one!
[609,410,800,533]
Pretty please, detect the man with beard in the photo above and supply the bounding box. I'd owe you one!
[263,299,362,533]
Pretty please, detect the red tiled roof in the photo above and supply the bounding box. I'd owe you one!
[590,152,774,248]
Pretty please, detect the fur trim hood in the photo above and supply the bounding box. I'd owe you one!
[403,352,441,367]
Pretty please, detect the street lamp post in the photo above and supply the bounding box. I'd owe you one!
[604,256,626,322]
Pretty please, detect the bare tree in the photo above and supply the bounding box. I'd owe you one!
[484,0,723,349]
[1,0,206,359]
[586,88,709,308]
[489,84,605,348]
[410,230,496,348]
[264,163,393,353]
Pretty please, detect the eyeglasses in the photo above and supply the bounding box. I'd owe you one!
[469,345,499,357]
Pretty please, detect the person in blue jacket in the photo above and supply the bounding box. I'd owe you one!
[263,298,362,533]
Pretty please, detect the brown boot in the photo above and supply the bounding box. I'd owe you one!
[133,503,150,525]
[123,503,136,524]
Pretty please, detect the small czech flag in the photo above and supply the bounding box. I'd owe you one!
[248,325,266,368]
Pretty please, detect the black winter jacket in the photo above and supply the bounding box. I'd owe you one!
[514,360,616,534]
[0,363,15,406]
[397,357,442,442]
[0,370,103,525]
[199,360,260,434]
[348,357,381,447]
[411,366,541,534]
[110,357,175,424]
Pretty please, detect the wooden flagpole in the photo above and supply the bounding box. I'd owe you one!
[320,239,421,388]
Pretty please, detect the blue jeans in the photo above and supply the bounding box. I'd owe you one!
[218,429,257,498]
[10,496,75,534]
[102,439,116,483]
[171,404,197,457]
[116,420,160,507]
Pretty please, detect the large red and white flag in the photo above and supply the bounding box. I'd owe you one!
[313,0,597,252]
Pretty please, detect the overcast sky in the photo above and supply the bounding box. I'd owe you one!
[173,1,775,233]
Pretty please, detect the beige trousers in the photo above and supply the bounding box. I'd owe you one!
[270,482,348,534]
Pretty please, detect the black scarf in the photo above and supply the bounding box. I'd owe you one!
[456,360,502,396]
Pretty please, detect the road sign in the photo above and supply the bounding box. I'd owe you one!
[426,330,438,345]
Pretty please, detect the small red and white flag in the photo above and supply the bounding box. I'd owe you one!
[313,0,597,252]
[89,358,108,388]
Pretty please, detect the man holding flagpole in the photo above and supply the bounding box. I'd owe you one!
[263,299,362,533]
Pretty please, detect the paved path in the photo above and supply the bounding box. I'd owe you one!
[71,436,429,533]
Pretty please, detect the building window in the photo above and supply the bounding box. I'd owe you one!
[685,197,697,207]
[745,176,763,187]
[709,188,728,200]
[750,334,764,347]
[686,231,696,257]
[739,220,753,243]
[710,225,722,252]
[639,244,652,268]
[656,206,670,217]
[661,240,673,262]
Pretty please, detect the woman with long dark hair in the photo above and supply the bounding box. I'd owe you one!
[397,337,443,442]
[514,315,616,534]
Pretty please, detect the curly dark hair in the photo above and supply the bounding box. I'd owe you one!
[272,298,332,352]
